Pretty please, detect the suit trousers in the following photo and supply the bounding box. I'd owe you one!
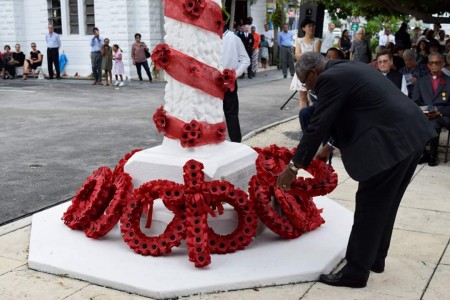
[223,82,241,142]
[47,47,60,79]
[91,52,102,83]
[280,46,294,77]
[343,149,422,278]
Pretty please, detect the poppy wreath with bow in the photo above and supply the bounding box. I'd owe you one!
[119,159,257,267]
[248,145,338,239]
[62,149,141,238]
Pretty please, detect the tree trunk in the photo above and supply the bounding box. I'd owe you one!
[229,0,236,30]
[273,28,280,68]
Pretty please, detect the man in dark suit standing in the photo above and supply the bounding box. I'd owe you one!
[277,52,436,288]
[412,52,450,166]
[240,25,254,78]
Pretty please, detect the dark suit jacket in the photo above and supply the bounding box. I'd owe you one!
[386,69,403,90]
[240,33,254,55]
[293,60,437,181]
[412,73,450,117]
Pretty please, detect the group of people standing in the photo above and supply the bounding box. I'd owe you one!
[2,24,158,86]
[86,28,154,86]
[233,22,274,78]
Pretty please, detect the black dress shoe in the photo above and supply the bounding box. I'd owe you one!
[418,154,429,164]
[428,156,439,167]
[319,271,367,288]
[283,75,287,78]
[370,260,385,273]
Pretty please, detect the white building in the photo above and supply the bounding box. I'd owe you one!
[0,0,267,79]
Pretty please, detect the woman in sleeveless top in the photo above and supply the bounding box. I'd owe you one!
[291,18,321,108]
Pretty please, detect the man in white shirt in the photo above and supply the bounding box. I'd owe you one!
[320,22,336,55]
[222,27,250,142]
[379,28,396,46]
[263,24,274,65]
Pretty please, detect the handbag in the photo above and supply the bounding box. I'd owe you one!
[144,49,151,58]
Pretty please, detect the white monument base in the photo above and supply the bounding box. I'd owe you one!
[28,196,353,299]
[125,138,258,191]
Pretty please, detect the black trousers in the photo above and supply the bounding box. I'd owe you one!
[246,50,253,77]
[343,149,422,279]
[47,47,60,79]
[223,81,241,142]
[135,61,152,81]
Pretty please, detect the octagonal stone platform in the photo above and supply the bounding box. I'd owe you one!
[28,196,352,299]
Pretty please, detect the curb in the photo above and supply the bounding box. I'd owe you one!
[242,115,298,141]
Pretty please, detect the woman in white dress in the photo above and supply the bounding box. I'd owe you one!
[290,18,321,108]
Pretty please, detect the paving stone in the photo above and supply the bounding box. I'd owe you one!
[441,242,450,265]
[303,284,406,300]
[387,230,448,264]
[0,226,30,262]
[0,265,88,300]
[304,256,435,300]
[65,284,150,300]
[395,206,450,236]
[422,264,450,300]
[185,283,312,300]
[0,257,25,276]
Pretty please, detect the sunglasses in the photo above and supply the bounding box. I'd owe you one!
[428,61,442,66]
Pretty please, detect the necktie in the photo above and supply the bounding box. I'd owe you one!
[386,35,390,46]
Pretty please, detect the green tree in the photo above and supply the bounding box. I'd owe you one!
[319,0,450,23]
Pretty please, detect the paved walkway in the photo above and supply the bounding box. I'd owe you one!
[1,119,449,299]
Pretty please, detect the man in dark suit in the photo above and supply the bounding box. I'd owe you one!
[240,25,254,78]
[412,52,450,166]
[376,49,408,95]
[277,52,436,288]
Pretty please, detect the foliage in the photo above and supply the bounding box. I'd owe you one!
[272,7,283,30]
[319,0,450,24]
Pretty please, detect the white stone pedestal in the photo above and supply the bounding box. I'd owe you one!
[125,138,258,191]
[28,196,353,299]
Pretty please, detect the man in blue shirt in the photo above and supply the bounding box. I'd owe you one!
[278,24,294,78]
[90,27,104,85]
[45,24,61,79]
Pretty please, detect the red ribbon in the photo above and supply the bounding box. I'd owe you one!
[153,106,227,147]
[152,44,236,99]
[164,0,224,37]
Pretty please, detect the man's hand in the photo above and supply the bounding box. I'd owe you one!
[315,144,332,162]
[427,111,441,119]
[276,166,298,191]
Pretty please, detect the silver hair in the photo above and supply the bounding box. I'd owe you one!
[403,49,416,60]
[295,52,327,78]
[428,51,444,62]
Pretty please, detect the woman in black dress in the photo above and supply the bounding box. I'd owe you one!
[23,43,43,79]
[338,29,351,59]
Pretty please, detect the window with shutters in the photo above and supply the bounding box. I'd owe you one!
[68,0,79,34]
[47,0,63,34]
[85,0,95,35]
